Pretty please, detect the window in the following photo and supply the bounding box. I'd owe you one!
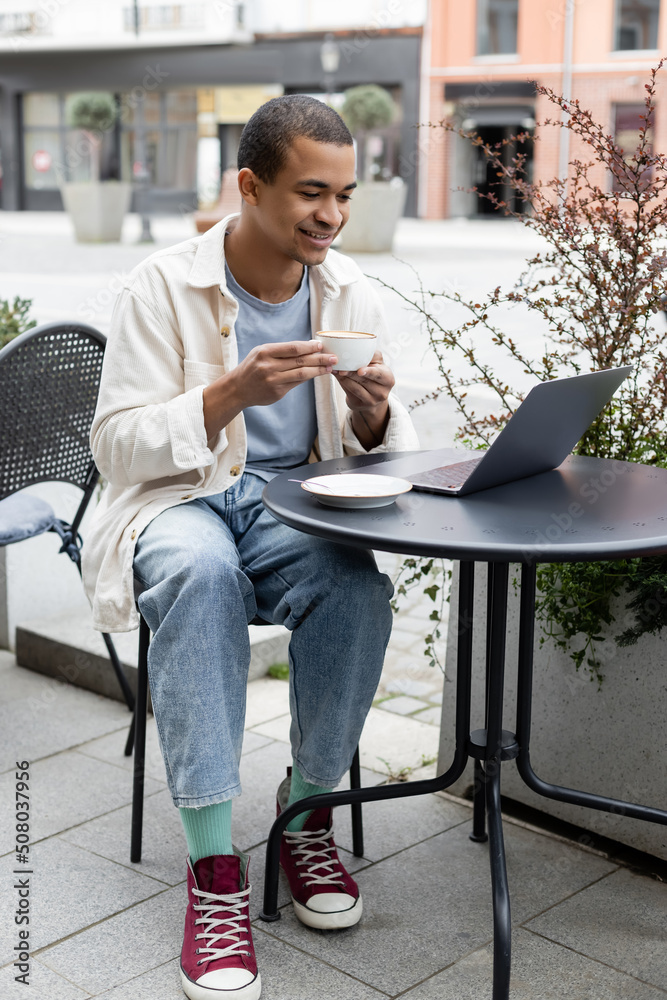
[0,12,32,34]
[119,88,197,191]
[612,103,654,192]
[23,93,59,127]
[614,0,660,50]
[476,0,519,56]
[122,4,206,32]
[22,92,118,189]
[0,10,51,36]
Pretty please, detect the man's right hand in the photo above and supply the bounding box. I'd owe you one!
[202,340,337,440]
[232,340,337,406]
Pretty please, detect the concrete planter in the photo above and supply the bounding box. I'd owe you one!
[340,178,407,253]
[438,562,667,860]
[61,181,132,242]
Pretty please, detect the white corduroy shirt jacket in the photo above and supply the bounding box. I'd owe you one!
[82,215,420,633]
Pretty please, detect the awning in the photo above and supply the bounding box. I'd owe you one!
[459,104,535,129]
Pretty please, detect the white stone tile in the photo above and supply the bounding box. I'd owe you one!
[244,677,291,729]
[0,671,128,770]
[0,749,163,848]
[94,959,183,999]
[0,839,165,964]
[61,788,187,886]
[38,884,185,994]
[412,706,442,726]
[385,678,438,697]
[401,928,667,999]
[377,694,429,716]
[358,706,440,776]
[233,743,292,851]
[77,717,168,784]
[527,867,667,990]
[241,730,274,756]
[0,958,89,1000]
[250,929,387,999]
[335,786,469,862]
[249,713,291,745]
[264,821,616,995]
[385,627,424,650]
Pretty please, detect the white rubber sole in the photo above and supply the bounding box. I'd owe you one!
[180,968,262,1000]
[292,895,363,930]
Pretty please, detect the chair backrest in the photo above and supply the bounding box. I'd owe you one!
[0,322,106,506]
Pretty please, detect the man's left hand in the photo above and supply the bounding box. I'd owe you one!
[333,351,394,449]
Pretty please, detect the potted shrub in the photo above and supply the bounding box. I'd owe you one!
[340,84,406,252]
[384,64,667,856]
[0,296,36,349]
[60,92,132,243]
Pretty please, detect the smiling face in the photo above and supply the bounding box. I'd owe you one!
[240,135,356,268]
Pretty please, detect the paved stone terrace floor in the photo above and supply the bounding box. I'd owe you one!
[1,647,666,1000]
[1,212,666,996]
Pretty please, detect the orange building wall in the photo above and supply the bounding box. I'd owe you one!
[572,0,615,62]
[424,0,667,218]
[516,0,565,65]
[423,77,450,219]
[431,0,566,67]
[431,0,476,67]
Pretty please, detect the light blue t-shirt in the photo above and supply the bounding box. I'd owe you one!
[225,262,318,481]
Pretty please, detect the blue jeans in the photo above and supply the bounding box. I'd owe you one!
[133,473,394,807]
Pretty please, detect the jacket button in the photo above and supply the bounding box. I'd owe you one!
[230,465,241,476]
[180,494,192,500]
[220,325,231,337]
[130,529,137,540]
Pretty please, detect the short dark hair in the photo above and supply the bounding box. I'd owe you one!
[237,94,353,184]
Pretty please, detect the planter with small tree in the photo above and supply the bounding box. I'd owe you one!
[60,92,132,243]
[340,84,406,253]
[382,64,667,857]
[0,296,36,349]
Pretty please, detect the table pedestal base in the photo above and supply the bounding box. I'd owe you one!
[259,560,667,999]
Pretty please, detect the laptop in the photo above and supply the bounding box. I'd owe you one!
[399,367,632,497]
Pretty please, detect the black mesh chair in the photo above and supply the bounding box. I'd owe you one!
[0,321,134,711]
[129,607,365,865]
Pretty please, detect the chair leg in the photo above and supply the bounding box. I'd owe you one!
[67,538,135,712]
[130,615,150,863]
[124,714,135,757]
[470,758,489,843]
[101,631,135,712]
[350,745,364,857]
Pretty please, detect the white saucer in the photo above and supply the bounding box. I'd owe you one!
[299,473,413,509]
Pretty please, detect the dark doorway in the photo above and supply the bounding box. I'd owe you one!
[472,124,533,215]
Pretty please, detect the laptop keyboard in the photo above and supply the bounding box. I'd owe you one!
[411,457,482,491]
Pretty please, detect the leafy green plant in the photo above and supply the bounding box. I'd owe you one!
[0,296,36,349]
[391,558,450,670]
[377,753,437,784]
[66,92,118,182]
[383,63,667,681]
[341,84,397,183]
[341,84,395,135]
[268,662,289,681]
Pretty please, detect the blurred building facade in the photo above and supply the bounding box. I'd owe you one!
[0,0,426,215]
[423,0,667,219]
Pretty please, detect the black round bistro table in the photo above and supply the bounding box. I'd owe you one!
[259,451,667,1000]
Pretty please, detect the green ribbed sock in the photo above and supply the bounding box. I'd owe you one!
[179,801,233,863]
[286,763,333,832]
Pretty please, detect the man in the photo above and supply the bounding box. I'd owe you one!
[83,94,418,1000]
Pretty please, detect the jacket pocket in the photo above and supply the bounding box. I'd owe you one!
[183,359,226,390]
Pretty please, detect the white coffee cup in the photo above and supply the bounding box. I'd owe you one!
[316,330,377,371]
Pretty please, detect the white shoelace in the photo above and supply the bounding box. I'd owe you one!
[193,884,252,964]
[285,825,345,887]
